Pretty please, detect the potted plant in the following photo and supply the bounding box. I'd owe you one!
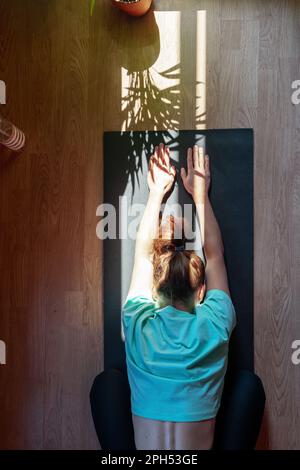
[111,0,152,16]
[90,0,153,17]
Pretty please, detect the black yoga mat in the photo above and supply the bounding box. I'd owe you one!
[103,129,253,373]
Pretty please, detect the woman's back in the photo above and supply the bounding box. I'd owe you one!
[132,413,215,450]
[122,289,236,450]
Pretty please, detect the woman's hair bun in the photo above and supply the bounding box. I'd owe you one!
[161,243,174,254]
[154,239,185,256]
[152,215,205,304]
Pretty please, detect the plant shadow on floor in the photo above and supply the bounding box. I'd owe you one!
[101,5,205,197]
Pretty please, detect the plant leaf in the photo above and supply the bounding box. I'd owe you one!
[90,0,95,16]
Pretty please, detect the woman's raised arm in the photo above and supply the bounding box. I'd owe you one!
[125,143,176,302]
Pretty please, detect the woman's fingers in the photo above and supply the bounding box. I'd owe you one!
[205,154,211,191]
[158,143,165,165]
[153,146,160,168]
[164,145,170,167]
[156,143,168,169]
[157,143,175,176]
[199,146,205,173]
[205,154,210,174]
[187,147,193,173]
[162,144,172,172]
[193,145,199,168]
[149,154,155,168]
[149,156,155,181]
[180,167,186,181]
[154,145,162,166]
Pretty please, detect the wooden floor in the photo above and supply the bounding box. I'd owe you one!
[0,0,300,449]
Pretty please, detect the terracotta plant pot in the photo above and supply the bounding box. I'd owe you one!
[111,0,152,17]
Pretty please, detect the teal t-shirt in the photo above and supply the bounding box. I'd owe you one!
[121,289,236,422]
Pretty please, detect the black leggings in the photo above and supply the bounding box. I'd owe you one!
[90,368,265,450]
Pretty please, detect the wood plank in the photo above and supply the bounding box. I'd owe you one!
[0,0,300,450]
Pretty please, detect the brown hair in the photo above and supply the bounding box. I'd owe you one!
[152,215,205,305]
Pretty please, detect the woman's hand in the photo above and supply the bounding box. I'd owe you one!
[147,143,176,198]
[180,145,210,203]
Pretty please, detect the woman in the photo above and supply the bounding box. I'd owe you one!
[122,143,236,450]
